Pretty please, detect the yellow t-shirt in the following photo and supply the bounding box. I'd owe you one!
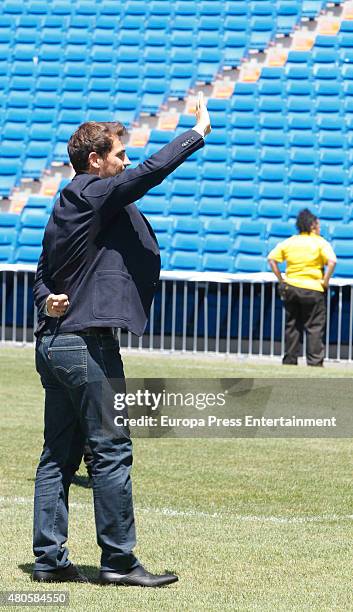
[268,233,336,292]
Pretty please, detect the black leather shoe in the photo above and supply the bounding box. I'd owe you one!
[99,565,178,587]
[32,563,89,583]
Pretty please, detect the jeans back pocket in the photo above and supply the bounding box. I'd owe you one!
[47,337,88,388]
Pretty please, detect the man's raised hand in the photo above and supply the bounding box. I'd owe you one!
[194,91,211,138]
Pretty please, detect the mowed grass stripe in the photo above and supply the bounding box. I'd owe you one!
[2,496,353,525]
[1,346,353,611]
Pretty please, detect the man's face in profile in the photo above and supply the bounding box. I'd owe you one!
[98,136,131,178]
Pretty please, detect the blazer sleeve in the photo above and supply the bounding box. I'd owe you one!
[33,250,53,313]
[81,129,204,224]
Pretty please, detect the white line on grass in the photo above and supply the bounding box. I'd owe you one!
[1,497,353,525]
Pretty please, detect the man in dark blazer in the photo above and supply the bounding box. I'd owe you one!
[31,93,211,587]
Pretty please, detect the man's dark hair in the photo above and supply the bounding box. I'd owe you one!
[67,121,127,173]
[296,208,318,233]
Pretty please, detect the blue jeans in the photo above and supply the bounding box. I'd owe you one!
[33,331,140,572]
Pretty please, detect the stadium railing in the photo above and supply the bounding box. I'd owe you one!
[0,264,352,361]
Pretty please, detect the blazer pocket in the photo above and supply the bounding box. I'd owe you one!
[93,270,132,320]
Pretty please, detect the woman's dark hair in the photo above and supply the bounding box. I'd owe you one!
[296,208,318,233]
[67,121,127,173]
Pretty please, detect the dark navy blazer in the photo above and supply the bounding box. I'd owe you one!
[33,128,204,337]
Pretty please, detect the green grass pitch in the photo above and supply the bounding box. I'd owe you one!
[1,345,353,611]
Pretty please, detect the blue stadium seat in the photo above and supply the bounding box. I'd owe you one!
[149,216,174,234]
[287,114,312,131]
[236,220,266,238]
[0,159,20,196]
[0,212,19,227]
[18,227,45,246]
[198,198,225,217]
[259,113,286,130]
[258,184,286,215]
[203,218,235,236]
[170,64,194,98]
[201,163,225,181]
[227,200,257,219]
[231,112,257,129]
[288,165,316,182]
[203,253,233,272]
[196,48,222,83]
[234,236,265,255]
[277,1,301,34]
[318,167,346,185]
[0,213,18,246]
[20,209,49,228]
[289,147,317,165]
[230,163,257,181]
[333,241,353,259]
[334,260,353,278]
[200,2,222,16]
[288,131,315,147]
[171,234,201,252]
[267,220,294,238]
[25,196,54,209]
[14,245,42,263]
[288,183,316,204]
[311,47,337,64]
[259,130,287,147]
[257,200,286,219]
[287,201,315,219]
[155,232,169,250]
[140,183,167,215]
[51,2,72,16]
[202,146,227,164]
[173,164,200,185]
[248,17,273,50]
[259,164,286,182]
[287,95,312,113]
[23,142,52,178]
[2,2,23,15]
[2,122,27,142]
[330,224,353,240]
[231,129,257,146]
[168,196,195,215]
[0,244,14,262]
[170,251,202,270]
[201,16,223,32]
[318,202,346,221]
[76,2,99,16]
[173,217,201,234]
[113,96,138,126]
[234,254,266,273]
[0,142,25,160]
[223,31,248,66]
[126,146,144,165]
[140,79,166,114]
[260,147,286,164]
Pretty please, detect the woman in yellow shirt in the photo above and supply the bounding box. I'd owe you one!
[268,208,336,366]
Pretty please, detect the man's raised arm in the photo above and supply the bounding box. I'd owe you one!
[82,92,211,223]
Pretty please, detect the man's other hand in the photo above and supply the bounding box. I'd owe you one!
[46,294,70,317]
[194,91,212,138]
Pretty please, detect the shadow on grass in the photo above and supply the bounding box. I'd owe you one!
[19,563,100,584]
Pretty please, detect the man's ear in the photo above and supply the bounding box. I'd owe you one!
[88,151,101,170]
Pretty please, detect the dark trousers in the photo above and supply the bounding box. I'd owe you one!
[33,331,140,572]
[282,284,326,366]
